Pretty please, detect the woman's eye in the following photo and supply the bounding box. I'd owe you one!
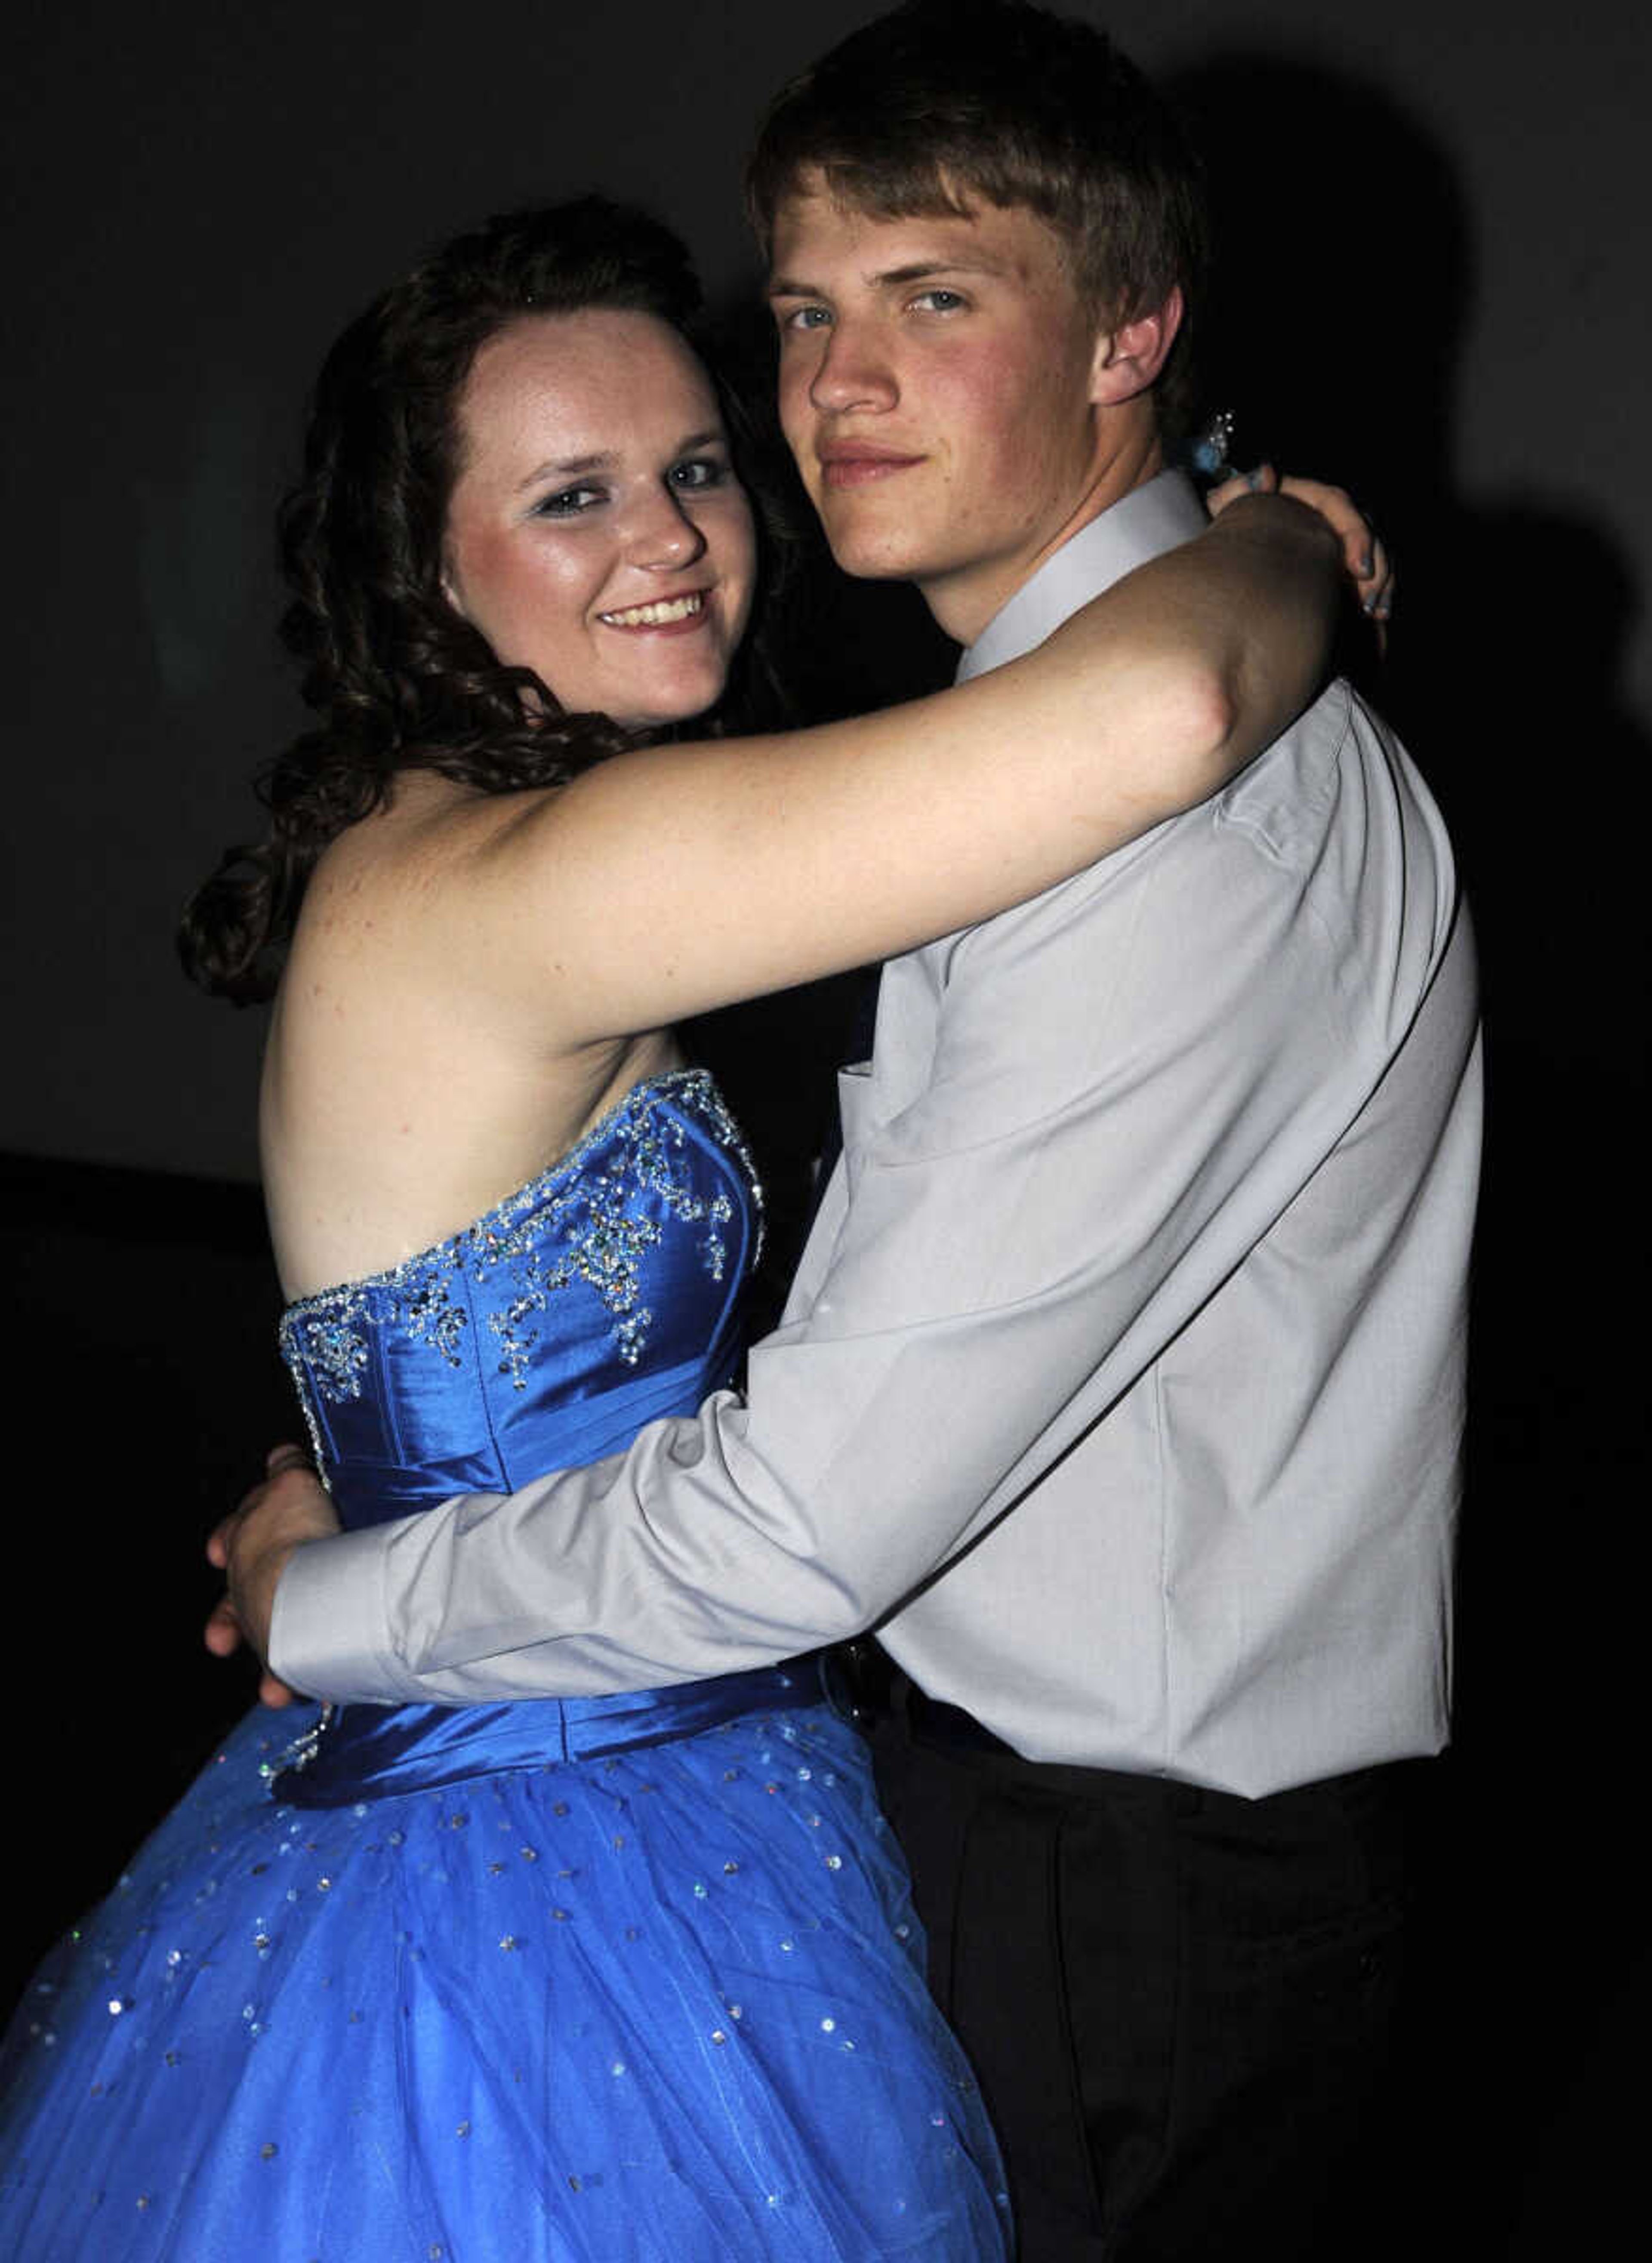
[533,484,604,518]
[780,305,831,333]
[669,457,725,492]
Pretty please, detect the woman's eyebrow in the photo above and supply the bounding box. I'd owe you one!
[515,451,616,490]
[515,430,726,494]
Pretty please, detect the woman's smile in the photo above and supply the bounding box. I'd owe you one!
[443,309,755,729]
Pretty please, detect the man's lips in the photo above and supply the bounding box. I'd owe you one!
[816,445,925,490]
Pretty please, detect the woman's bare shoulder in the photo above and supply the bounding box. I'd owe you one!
[293,772,543,965]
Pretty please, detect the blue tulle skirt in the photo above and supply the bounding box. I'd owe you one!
[0,1693,1010,2260]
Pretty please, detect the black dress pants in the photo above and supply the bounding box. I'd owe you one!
[868,1690,1430,2261]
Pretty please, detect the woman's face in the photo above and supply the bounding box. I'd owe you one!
[442,309,756,731]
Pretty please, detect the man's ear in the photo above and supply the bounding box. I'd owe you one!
[1089,286,1184,407]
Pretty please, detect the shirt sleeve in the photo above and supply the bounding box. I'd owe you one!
[272,699,1410,1706]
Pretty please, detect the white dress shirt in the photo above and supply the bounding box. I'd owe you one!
[274,471,1482,1798]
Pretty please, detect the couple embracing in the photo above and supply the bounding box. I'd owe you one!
[0,5,1476,2259]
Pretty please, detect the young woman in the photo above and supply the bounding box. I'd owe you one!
[0,200,1373,2260]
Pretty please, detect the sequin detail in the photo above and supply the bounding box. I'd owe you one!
[278,1070,760,1417]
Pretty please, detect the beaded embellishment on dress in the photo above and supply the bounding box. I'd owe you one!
[278,1068,761,1422]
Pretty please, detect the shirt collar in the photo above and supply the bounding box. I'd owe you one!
[955,468,1209,683]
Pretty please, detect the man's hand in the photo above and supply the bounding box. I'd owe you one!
[205,1444,341,1707]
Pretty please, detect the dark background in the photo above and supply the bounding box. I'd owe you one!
[2,4,1646,2249]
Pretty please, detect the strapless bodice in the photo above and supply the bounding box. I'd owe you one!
[278,1069,760,1529]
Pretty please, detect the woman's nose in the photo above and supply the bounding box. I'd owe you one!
[626,491,706,570]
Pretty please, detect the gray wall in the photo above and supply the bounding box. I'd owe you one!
[2,0,1644,1183]
[3,13,1646,2228]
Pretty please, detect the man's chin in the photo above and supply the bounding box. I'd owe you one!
[819,527,931,584]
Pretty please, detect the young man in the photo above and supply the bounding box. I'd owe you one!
[225,6,1479,2254]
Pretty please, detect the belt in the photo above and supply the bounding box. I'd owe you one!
[271,1652,837,1808]
[906,1686,1017,1757]
[831,1638,1016,1755]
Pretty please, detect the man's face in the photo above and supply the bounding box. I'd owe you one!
[767,178,1113,643]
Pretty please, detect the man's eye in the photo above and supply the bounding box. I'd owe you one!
[534,484,604,517]
[911,288,966,313]
[779,305,831,332]
[669,458,725,492]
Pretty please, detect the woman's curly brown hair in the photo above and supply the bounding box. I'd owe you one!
[180,199,789,1003]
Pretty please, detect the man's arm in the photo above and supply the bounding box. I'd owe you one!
[258,696,1421,1706]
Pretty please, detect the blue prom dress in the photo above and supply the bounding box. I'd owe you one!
[0,1070,1010,2260]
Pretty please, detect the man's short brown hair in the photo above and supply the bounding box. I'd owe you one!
[746,0,1210,433]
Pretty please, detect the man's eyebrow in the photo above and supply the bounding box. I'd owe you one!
[767,255,1008,299]
[870,256,1007,286]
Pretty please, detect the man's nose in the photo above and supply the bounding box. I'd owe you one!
[808,318,898,415]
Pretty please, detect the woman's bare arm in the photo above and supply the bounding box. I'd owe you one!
[407,491,1343,1042]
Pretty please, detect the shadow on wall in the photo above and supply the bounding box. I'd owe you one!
[2,1158,294,2020]
[1172,50,1649,2259]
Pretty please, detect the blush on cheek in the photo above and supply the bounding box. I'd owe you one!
[453,527,587,670]
[447,526,514,635]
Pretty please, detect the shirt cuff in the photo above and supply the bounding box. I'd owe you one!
[268,1519,418,1706]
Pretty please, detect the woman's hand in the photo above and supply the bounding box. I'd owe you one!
[1208,464,1393,635]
